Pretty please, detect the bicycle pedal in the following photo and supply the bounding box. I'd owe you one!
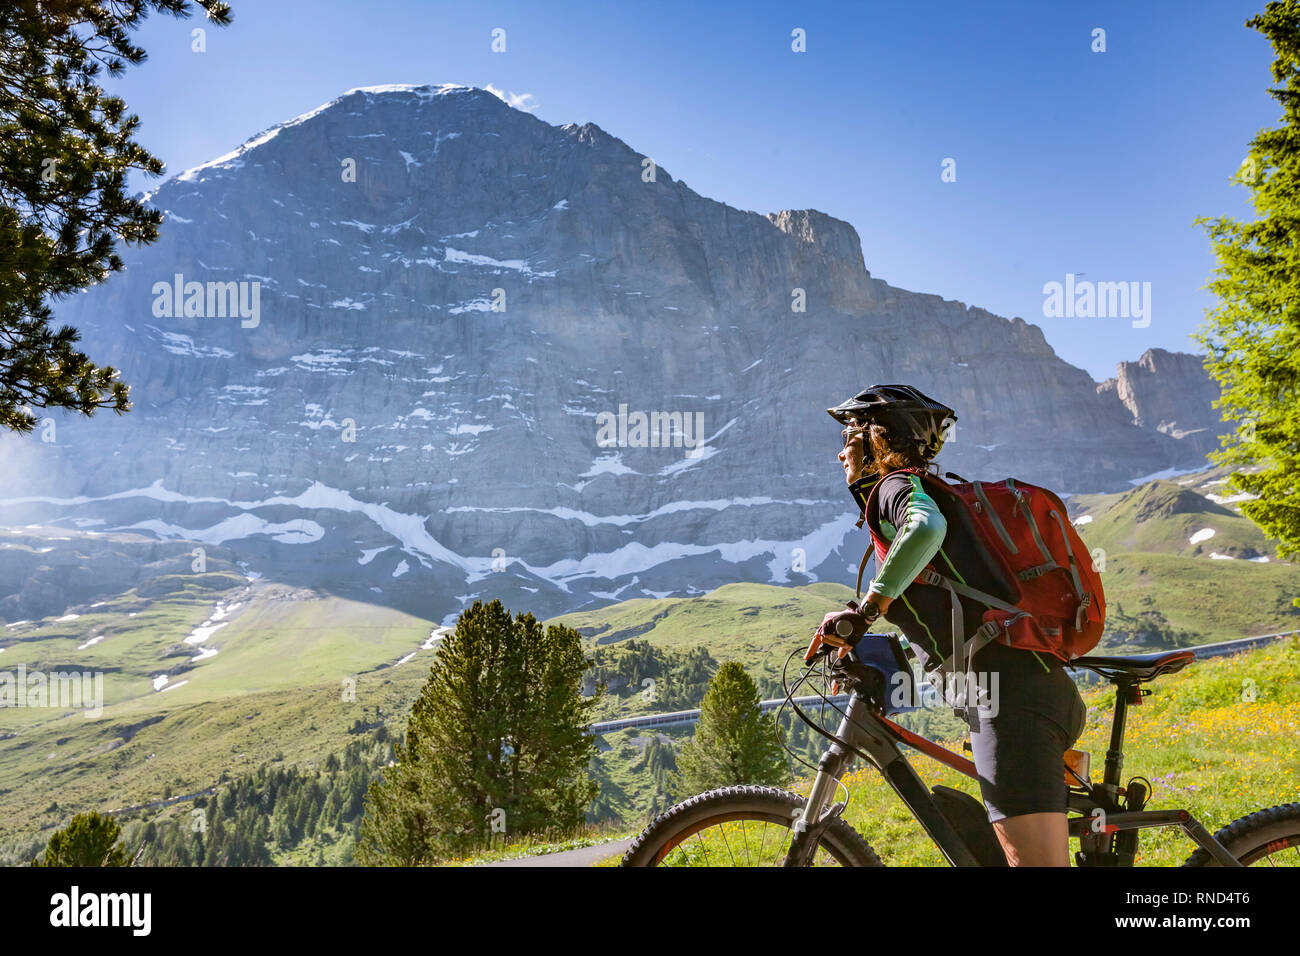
[962,740,972,753]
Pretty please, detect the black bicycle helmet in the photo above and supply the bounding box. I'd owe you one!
[827,384,956,461]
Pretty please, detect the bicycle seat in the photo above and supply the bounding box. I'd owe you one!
[1070,648,1195,683]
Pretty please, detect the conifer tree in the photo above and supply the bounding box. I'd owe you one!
[358,600,598,864]
[1197,0,1300,572]
[673,662,788,796]
[0,1,232,432]
[32,810,129,866]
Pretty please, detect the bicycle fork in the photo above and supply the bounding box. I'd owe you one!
[782,693,985,867]
[782,702,862,867]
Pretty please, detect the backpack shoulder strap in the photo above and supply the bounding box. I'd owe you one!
[862,467,927,533]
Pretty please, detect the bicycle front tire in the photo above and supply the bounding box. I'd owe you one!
[620,784,884,867]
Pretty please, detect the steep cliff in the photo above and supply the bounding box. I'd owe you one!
[1097,348,1227,459]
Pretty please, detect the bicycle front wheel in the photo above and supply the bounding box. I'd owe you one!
[1182,802,1300,867]
[620,785,883,867]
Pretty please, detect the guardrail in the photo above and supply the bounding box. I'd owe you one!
[105,786,218,817]
[591,693,855,735]
[593,630,1298,735]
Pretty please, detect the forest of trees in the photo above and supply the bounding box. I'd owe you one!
[585,639,717,712]
[112,735,390,866]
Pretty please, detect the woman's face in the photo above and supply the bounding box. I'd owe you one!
[837,421,868,483]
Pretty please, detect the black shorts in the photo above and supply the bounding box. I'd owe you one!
[967,640,1087,822]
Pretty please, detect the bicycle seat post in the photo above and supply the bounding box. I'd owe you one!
[1100,679,1138,797]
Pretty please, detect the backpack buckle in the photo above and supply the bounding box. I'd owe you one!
[1074,594,1092,631]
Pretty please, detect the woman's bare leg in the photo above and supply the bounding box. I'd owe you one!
[993,812,1070,866]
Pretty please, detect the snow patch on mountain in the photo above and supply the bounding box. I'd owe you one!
[444,495,830,528]
[124,515,326,546]
[766,514,860,584]
[478,518,855,590]
[442,247,557,279]
[581,454,636,478]
[148,327,234,359]
[1128,465,1206,486]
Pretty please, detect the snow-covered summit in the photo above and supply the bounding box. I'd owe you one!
[172,83,498,185]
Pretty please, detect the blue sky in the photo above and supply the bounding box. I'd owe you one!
[109,0,1277,381]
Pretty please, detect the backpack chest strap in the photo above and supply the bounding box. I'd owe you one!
[914,567,1020,615]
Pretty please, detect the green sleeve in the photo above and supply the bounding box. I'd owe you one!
[867,482,947,600]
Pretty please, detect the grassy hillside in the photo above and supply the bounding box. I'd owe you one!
[1065,464,1299,650]
[552,581,860,697]
[1068,464,1275,555]
[2,579,435,716]
[1072,478,1275,560]
[553,581,855,651]
[0,669,427,844]
[1,573,247,723]
[0,581,446,844]
[1094,552,1299,650]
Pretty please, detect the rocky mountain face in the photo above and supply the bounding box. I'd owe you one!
[0,84,1229,624]
[1097,348,1228,459]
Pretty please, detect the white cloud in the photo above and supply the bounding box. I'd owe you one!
[486,84,538,112]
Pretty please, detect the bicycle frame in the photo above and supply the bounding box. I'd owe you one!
[785,685,1242,867]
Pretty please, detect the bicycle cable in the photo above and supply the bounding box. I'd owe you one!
[775,644,853,811]
[774,643,821,776]
[1126,774,1153,806]
[778,642,881,786]
[787,645,882,752]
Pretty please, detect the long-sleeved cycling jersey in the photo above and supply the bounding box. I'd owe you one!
[866,477,946,601]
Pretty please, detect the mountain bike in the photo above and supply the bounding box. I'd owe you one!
[621,630,1300,867]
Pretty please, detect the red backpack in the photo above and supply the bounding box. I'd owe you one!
[860,468,1105,675]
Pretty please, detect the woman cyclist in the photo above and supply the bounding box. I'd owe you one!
[827,384,1087,866]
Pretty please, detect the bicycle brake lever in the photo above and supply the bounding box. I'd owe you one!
[808,629,857,665]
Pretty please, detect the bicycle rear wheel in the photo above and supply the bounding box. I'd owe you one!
[620,785,883,867]
[1182,803,1300,867]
